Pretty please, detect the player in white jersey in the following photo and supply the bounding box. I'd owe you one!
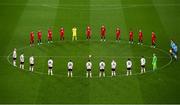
[99,60,105,77]
[12,48,17,66]
[86,59,92,78]
[140,56,146,74]
[126,58,132,76]
[111,60,117,77]
[29,56,34,72]
[67,60,73,77]
[48,57,53,76]
[19,53,24,69]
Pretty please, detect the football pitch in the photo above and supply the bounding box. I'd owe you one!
[0,0,180,104]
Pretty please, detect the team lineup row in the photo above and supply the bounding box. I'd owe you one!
[29,26,157,48]
[12,48,158,78]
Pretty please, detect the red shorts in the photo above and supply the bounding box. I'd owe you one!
[139,37,143,40]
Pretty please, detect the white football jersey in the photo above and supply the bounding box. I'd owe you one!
[86,61,92,69]
[48,59,53,67]
[13,50,17,58]
[20,54,24,62]
[111,60,116,69]
[68,62,73,69]
[126,60,132,68]
[99,61,105,69]
[29,56,34,64]
[141,58,146,66]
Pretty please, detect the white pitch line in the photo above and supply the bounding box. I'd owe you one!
[0,3,180,10]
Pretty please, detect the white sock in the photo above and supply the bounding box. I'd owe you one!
[127,71,129,76]
[71,72,73,77]
[111,71,113,76]
[141,69,143,74]
[51,70,53,75]
[103,72,105,77]
[90,72,92,78]
[32,67,34,72]
[22,65,24,69]
[130,71,132,75]
[144,68,146,73]
[29,67,31,71]
[114,71,116,76]
[86,72,88,78]
[68,72,69,77]
[99,72,101,77]
[13,61,16,66]
[48,70,50,75]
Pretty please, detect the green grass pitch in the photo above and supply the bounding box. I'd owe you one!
[0,0,180,104]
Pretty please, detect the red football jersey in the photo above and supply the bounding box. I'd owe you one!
[30,32,34,41]
[152,32,156,40]
[129,31,133,38]
[101,27,106,36]
[38,31,42,39]
[60,29,64,36]
[48,30,52,38]
[86,27,91,36]
[139,31,143,39]
[116,29,120,36]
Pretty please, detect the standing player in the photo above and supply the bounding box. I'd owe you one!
[86,59,92,78]
[48,57,53,76]
[19,53,25,69]
[129,30,134,44]
[151,32,156,48]
[60,28,65,40]
[152,53,157,71]
[126,58,132,76]
[138,30,143,45]
[67,60,73,77]
[12,48,17,67]
[48,28,53,43]
[30,32,34,47]
[100,25,106,41]
[29,55,34,72]
[170,40,178,60]
[86,26,91,40]
[140,56,146,74]
[116,28,121,41]
[111,60,117,77]
[72,27,77,41]
[99,60,105,77]
[37,30,42,45]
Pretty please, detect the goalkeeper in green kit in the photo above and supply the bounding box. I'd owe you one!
[152,53,157,71]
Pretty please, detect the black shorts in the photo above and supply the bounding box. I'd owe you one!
[30,64,34,66]
[112,69,115,71]
[100,69,104,72]
[127,68,131,71]
[20,62,24,64]
[49,67,53,69]
[68,69,72,71]
[87,69,91,71]
[13,58,16,60]
[141,65,145,68]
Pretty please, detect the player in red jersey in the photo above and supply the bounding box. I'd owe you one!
[37,30,42,45]
[60,28,64,40]
[101,25,106,41]
[129,30,134,44]
[86,26,91,40]
[138,30,143,45]
[116,28,121,41]
[30,32,34,47]
[151,32,156,48]
[48,28,53,43]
